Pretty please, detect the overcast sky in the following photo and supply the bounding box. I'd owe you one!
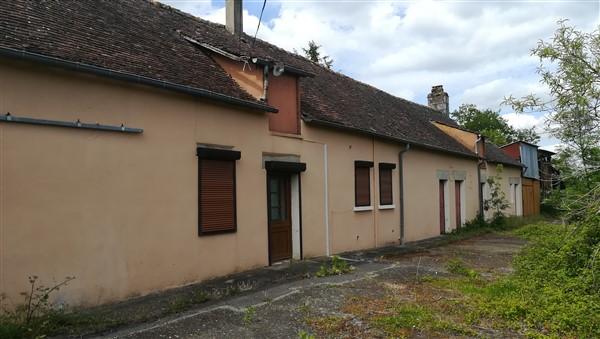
[163,0,599,150]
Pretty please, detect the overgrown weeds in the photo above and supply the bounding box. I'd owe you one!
[373,303,475,337]
[428,221,600,337]
[316,256,354,277]
[0,276,75,339]
[443,214,546,243]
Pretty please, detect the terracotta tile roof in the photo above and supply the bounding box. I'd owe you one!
[0,0,262,105]
[0,0,476,157]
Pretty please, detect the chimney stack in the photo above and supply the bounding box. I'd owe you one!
[427,85,449,116]
[226,0,243,36]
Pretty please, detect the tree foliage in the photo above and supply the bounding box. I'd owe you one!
[451,104,540,145]
[504,20,600,169]
[302,40,333,69]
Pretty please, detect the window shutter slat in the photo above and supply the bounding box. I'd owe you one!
[379,167,393,205]
[199,159,236,234]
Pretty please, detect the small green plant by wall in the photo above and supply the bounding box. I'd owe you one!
[484,164,510,223]
[316,256,354,277]
[0,275,75,339]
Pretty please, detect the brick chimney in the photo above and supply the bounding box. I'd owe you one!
[427,85,449,116]
[226,0,242,35]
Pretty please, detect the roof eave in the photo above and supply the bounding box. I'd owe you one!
[486,159,524,168]
[0,47,278,113]
[500,140,539,149]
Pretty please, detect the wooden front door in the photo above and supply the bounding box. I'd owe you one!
[268,173,292,263]
[455,181,462,230]
[522,178,540,216]
[439,180,446,234]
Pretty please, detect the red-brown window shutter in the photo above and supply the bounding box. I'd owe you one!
[197,148,241,235]
[379,163,396,206]
[355,161,373,207]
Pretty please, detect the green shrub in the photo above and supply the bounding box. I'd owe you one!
[316,256,354,277]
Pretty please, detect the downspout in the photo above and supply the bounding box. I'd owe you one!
[398,143,410,244]
[261,64,270,102]
[476,135,484,218]
[0,124,4,296]
[324,143,330,256]
[373,136,377,248]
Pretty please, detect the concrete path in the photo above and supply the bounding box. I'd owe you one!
[97,234,526,339]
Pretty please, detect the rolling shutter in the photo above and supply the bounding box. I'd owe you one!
[197,147,240,235]
[355,161,373,207]
[379,164,394,205]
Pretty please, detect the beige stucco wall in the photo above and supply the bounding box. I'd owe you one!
[402,149,479,242]
[301,126,403,254]
[0,57,484,309]
[0,59,329,308]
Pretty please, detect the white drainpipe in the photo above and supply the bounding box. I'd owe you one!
[324,143,330,256]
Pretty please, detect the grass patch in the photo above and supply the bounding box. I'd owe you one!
[297,329,316,339]
[374,304,431,330]
[306,315,346,335]
[373,303,476,337]
[435,215,548,245]
[445,258,479,278]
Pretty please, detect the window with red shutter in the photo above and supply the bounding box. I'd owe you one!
[355,161,373,207]
[197,147,241,235]
[379,163,396,206]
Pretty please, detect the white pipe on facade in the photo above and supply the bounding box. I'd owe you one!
[0,125,4,295]
[324,143,330,256]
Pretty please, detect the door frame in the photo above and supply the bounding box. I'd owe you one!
[454,180,465,230]
[266,170,303,265]
[439,179,450,234]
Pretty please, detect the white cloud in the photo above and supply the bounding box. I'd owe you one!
[502,112,546,130]
[540,143,562,153]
